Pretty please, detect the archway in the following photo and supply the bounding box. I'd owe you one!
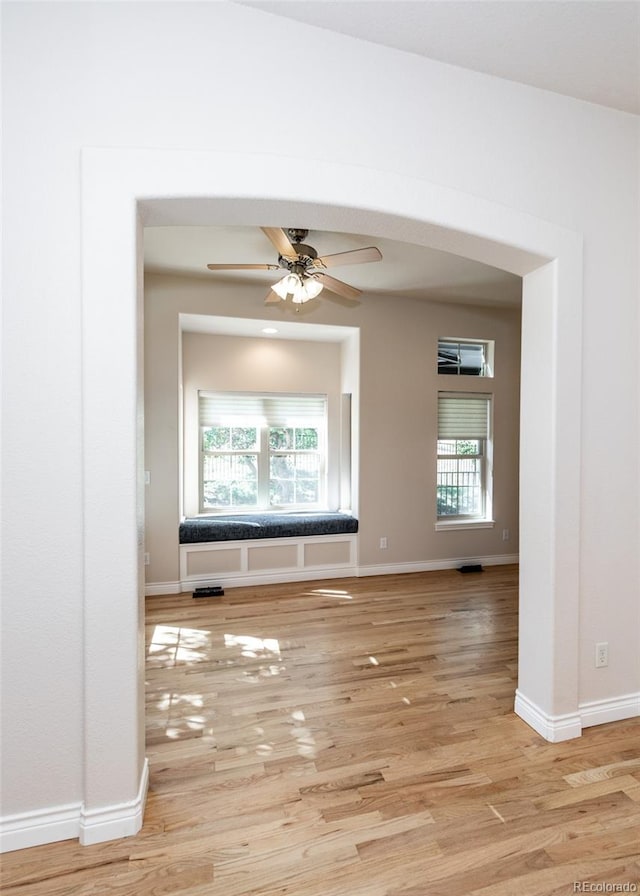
[79,147,583,843]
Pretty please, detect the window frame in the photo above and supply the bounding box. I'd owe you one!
[198,391,328,514]
[436,437,487,521]
[438,338,494,377]
[435,392,494,529]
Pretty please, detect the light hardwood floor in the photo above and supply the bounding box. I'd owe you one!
[2,566,639,894]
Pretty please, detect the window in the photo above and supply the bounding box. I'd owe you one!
[438,339,493,377]
[437,393,492,521]
[199,392,326,512]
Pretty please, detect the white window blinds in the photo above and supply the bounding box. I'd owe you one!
[438,393,490,440]
[199,392,326,427]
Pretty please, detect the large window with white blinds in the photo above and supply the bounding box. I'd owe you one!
[199,392,327,511]
[437,392,492,520]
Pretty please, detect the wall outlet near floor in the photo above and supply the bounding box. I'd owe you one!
[144,552,150,566]
[595,641,609,668]
[379,536,388,549]
[502,528,510,541]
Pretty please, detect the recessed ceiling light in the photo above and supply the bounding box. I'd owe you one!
[262,327,278,335]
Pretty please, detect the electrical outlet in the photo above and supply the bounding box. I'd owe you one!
[502,529,510,541]
[379,537,388,549]
[595,641,608,668]
[144,552,150,566]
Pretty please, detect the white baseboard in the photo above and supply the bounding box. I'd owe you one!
[145,580,181,596]
[80,757,149,846]
[514,690,582,742]
[182,565,358,592]
[0,759,149,853]
[0,801,83,853]
[515,689,640,743]
[146,567,360,596]
[357,554,519,578]
[147,553,520,595]
[579,692,640,728]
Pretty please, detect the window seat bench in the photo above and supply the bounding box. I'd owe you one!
[179,512,358,543]
[178,512,359,589]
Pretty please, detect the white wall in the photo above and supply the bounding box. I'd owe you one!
[2,0,638,848]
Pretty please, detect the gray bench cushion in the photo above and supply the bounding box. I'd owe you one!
[179,512,358,544]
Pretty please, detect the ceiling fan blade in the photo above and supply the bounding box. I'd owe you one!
[316,246,382,269]
[207,263,279,271]
[261,227,298,259]
[317,273,362,300]
[264,289,282,305]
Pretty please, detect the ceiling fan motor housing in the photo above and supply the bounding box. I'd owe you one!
[279,257,316,279]
[278,242,320,277]
[281,229,320,271]
[286,228,309,244]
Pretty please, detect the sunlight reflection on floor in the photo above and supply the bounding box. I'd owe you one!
[224,633,281,658]
[306,588,353,599]
[148,624,211,664]
[149,627,324,754]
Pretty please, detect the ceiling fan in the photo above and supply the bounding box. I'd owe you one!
[206,227,382,305]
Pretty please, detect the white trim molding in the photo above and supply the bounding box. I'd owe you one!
[80,758,149,846]
[357,554,519,579]
[579,693,640,729]
[145,580,182,596]
[0,759,149,853]
[515,689,640,743]
[434,520,495,532]
[0,802,83,853]
[514,689,582,742]
[181,565,358,592]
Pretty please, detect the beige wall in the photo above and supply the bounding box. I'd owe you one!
[181,332,343,517]
[144,272,521,586]
[358,294,521,570]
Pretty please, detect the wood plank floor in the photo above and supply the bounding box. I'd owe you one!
[2,566,639,895]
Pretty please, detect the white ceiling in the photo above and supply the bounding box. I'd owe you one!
[144,225,523,308]
[234,0,640,115]
[145,2,639,311]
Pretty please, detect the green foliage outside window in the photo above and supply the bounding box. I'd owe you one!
[202,426,257,451]
[201,423,322,510]
[269,427,318,450]
[437,439,483,517]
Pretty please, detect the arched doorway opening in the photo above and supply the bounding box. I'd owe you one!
[79,147,582,843]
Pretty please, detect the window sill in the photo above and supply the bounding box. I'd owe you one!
[435,519,495,532]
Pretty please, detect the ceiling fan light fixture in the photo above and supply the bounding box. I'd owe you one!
[273,272,324,304]
[272,272,301,300]
[299,276,324,302]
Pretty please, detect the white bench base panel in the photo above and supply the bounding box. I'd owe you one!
[179,534,358,591]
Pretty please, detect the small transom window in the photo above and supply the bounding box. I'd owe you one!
[438,339,493,377]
